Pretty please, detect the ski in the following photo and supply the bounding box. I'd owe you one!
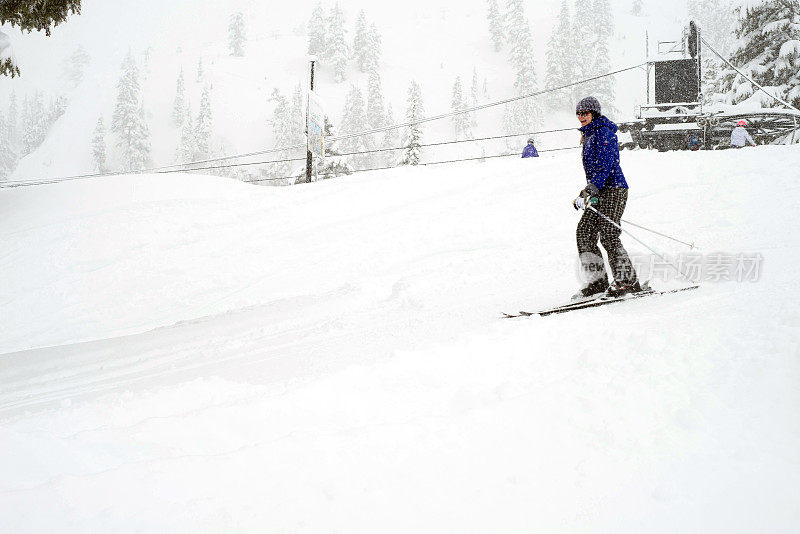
[503,285,699,318]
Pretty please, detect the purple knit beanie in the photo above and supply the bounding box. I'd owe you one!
[576,96,601,115]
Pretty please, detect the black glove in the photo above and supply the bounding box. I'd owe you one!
[583,184,600,209]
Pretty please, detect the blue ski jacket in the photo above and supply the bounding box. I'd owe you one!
[579,115,628,190]
[522,144,539,158]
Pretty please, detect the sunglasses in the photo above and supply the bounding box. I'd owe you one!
[577,111,592,117]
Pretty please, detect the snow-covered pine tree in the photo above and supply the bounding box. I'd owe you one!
[470,67,480,128]
[722,0,800,109]
[176,104,195,163]
[90,117,107,172]
[112,51,151,171]
[487,0,504,52]
[632,0,643,16]
[353,10,369,71]
[381,102,398,166]
[689,0,737,103]
[228,12,246,57]
[366,68,385,129]
[451,76,471,140]
[21,92,46,156]
[503,0,541,146]
[363,23,382,72]
[308,2,327,57]
[292,82,305,146]
[268,88,295,181]
[129,104,151,171]
[197,57,204,82]
[64,45,90,87]
[327,4,349,83]
[47,94,67,126]
[366,68,386,166]
[195,84,213,159]
[544,0,573,110]
[7,91,17,143]
[400,80,424,165]
[571,0,596,100]
[172,67,186,127]
[338,84,371,169]
[591,0,616,116]
[0,112,15,179]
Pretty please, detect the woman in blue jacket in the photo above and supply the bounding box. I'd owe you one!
[572,96,640,299]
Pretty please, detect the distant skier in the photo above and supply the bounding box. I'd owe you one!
[522,138,539,158]
[572,96,641,299]
[730,120,756,148]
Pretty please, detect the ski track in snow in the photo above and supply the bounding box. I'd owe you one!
[1,148,800,532]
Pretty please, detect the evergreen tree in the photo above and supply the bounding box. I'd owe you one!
[64,45,90,87]
[690,0,737,103]
[197,57,204,82]
[7,91,17,143]
[176,104,195,163]
[228,12,246,57]
[111,51,150,171]
[362,23,382,72]
[572,0,595,99]
[487,0,504,52]
[307,2,327,57]
[0,0,81,77]
[544,0,574,109]
[0,112,16,179]
[195,84,213,159]
[503,0,540,142]
[366,68,386,166]
[592,0,616,115]
[172,67,186,127]
[21,92,46,156]
[366,68,385,130]
[91,117,107,172]
[722,0,800,108]
[382,102,398,166]
[292,82,305,145]
[353,10,369,71]
[269,88,295,179]
[451,76,471,140]
[632,0,643,16]
[327,3,349,83]
[129,104,151,171]
[470,67,480,127]
[338,84,371,168]
[400,80,424,165]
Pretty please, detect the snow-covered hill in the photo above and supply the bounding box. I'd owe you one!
[1,0,695,182]
[1,145,799,531]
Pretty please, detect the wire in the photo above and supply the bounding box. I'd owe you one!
[245,145,581,184]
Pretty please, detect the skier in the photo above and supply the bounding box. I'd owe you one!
[572,96,641,299]
[522,138,539,158]
[730,120,756,148]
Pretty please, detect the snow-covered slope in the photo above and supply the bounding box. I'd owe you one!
[2,0,695,182]
[1,146,799,532]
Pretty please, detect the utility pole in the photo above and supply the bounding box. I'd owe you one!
[305,59,316,184]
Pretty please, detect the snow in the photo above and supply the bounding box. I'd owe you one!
[0,31,10,62]
[2,145,800,531]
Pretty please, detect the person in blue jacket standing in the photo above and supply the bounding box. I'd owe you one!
[572,96,640,299]
[521,138,539,158]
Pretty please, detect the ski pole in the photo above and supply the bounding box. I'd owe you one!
[587,205,697,282]
[619,218,698,250]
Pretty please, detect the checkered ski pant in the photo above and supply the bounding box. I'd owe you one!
[576,187,639,285]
